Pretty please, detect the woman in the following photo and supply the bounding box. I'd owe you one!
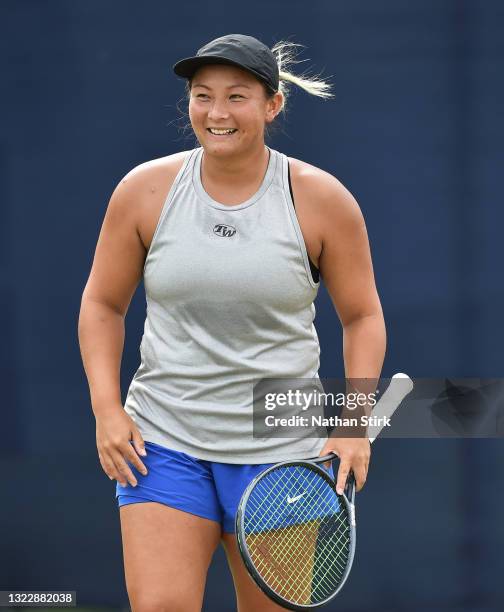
[78,34,386,612]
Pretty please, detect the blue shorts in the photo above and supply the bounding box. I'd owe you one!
[117,442,334,533]
[116,442,276,533]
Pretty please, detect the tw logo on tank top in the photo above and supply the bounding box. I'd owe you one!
[213,224,237,238]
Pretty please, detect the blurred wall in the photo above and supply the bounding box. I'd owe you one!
[1,1,503,610]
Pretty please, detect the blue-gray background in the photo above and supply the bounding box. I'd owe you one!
[1,1,503,611]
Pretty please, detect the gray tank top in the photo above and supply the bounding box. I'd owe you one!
[124,146,326,463]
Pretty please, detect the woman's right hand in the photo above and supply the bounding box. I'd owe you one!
[95,407,148,487]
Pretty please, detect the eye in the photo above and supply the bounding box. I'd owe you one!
[230,94,244,100]
[195,93,209,99]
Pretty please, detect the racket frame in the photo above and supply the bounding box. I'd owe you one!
[235,373,413,609]
[235,456,356,611]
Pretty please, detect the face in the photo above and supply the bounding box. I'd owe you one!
[188,64,283,157]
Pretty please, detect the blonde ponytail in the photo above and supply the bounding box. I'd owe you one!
[271,40,334,112]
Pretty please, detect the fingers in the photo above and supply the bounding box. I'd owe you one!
[98,440,148,487]
[131,431,147,458]
[318,446,339,470]
[335,452,370,495]
[111,450,139,488]
[124,442,148,477]
[98,451,128,486]
[336,460,351,495]
[353,462,368,492]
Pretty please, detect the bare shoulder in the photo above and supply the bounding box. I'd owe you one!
[287,156,364,229]
[110,150,192,250]
[115,150,190,204]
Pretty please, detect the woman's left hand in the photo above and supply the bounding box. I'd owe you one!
[319,437,371,495]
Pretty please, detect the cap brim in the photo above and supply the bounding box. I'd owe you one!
[172,55,265,83]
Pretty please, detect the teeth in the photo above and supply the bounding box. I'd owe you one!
[209,128,236,135]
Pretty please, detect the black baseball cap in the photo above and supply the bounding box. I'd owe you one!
[173,34,279,93]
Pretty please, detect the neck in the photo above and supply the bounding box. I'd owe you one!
[201,143,269,187]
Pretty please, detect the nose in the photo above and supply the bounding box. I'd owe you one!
[207,99,230,121]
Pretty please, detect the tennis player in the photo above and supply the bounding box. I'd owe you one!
[78,34,386,612]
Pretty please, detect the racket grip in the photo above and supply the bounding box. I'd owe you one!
[344,472,356,526]
[344,471,356,501]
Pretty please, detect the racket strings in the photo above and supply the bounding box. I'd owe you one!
[242,465,351,605]
[249,471,348,578]
[246,473,348,602]
[257,521,349,604]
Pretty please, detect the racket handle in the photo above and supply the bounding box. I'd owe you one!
[311,373,413,461]
[344,471,356,501]
[344,472,357,526]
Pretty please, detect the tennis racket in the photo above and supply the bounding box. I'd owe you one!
[236,373,413,610]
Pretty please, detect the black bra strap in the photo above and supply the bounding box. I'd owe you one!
[287,162,320,284]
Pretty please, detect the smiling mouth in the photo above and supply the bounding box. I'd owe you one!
[207,128,238,136]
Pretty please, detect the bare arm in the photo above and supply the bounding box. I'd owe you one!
[315,173,386,492]
[79,172,145,412]
[78,169,148,486]
[317,180,386,381]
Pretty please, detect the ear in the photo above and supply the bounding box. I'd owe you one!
[265,91,284,124]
